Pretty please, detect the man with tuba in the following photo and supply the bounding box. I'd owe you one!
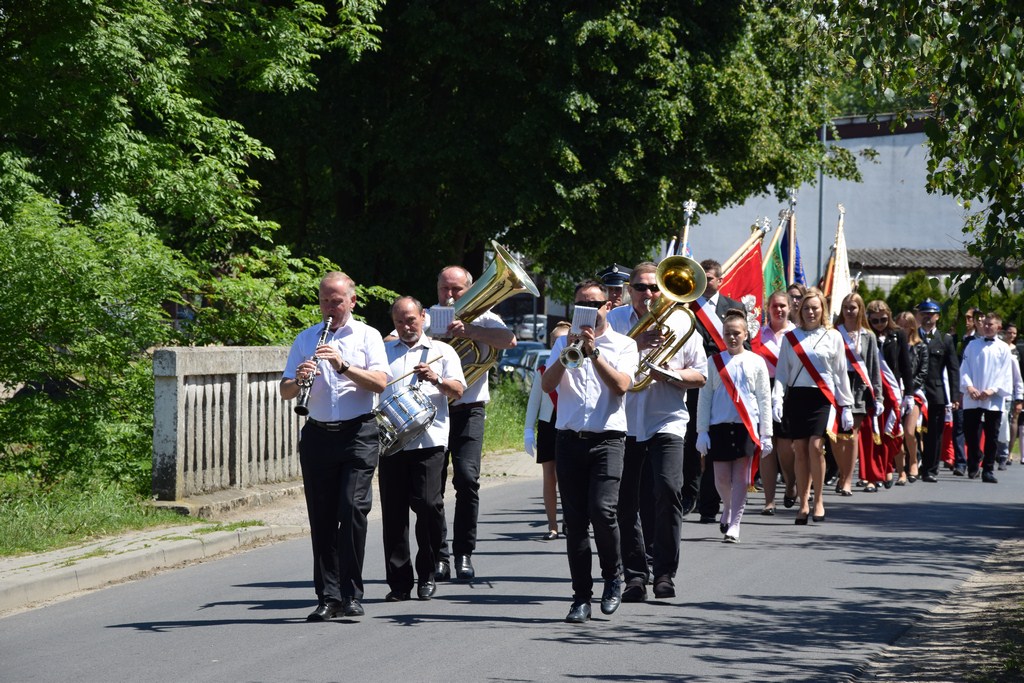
[434,264,517,582]
[607,261,707,602]
[379,297,466,602]
[685,259,747,524]
[280,272,389,621]
[542,278,639,623]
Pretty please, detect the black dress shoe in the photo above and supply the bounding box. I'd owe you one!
[435,559,451,582]
[921,474,938,483]
[600,578,622,615]
[719,522,728,534]
[681,499,696,516]
[621,579,647,603]
[385,590,411,602]
[307,600,342,621]
[565,601,591,623]
[341,598,364,618]
[417,580,437,600]
[952,468,965,476]
[783,495,796,509]
[653,576,675,599]
[968,469,980,479]
[455,555,475,581]
[982,471,999,484]
[699,515,717,524]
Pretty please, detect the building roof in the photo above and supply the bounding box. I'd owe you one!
[847,248,981,272]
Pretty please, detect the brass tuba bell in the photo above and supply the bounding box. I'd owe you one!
[626,255,707,391]
[447,241,540,388]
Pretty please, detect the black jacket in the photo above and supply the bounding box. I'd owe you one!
[920,328,960,405]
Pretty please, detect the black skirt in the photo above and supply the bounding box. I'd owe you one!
[783,386,832,439]
[709,423,757,462]
[536,413,557,464]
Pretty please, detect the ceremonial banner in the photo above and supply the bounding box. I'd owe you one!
[780,214,807,286]
[825,210,852,320]
[720,238,764,324]
[763,223,787,301]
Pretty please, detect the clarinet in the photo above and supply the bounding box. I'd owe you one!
[294,316,333,416]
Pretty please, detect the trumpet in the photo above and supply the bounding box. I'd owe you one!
[559,340,586,369]
[559,304,598,369]
[294,316,333,416]
[627,257,706,391]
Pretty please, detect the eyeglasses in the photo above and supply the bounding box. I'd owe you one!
[869,316,889,324]
[630,283,659,293]
[574,300,607,309]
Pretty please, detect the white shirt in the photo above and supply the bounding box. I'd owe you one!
[696,350,772,439]
[525,366,555,426]
[757,321,795,378]
[451,309,508,406]
[960,337,1015,411]
[774,326,855,408]
[549,326,639,433]
[283,318,390,422]
[381,335,466,449]
[607,302,709,440]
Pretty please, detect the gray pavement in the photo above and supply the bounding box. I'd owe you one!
[0,452,1022,682]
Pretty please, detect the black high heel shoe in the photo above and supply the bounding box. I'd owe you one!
[812,514,826,522]
[795,515,809,525]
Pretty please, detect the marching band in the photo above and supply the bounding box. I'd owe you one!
[281,234,1024,624]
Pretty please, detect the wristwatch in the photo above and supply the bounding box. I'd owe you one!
[432,375,442,386]
[589,347,600,360]
[338,360,351,374]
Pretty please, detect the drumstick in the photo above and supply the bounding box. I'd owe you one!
[386,355,445,387]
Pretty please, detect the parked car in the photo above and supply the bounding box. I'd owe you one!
[513,314,548,344]
[493,341,546,383]
[515,349,552,390]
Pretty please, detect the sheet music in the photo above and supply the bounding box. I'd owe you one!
[570,306,598,335]
[428,305,454,337]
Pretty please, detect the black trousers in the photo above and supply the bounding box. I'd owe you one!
[921,400,948,477]
[618,433,684,584]
[556,429,624,602]
[681,389,704,509]
[299,416,378,603]
[439,405,485,560]
[379,446,445,593]
[963,408,1001,473]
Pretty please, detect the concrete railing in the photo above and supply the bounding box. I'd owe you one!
[152,347,301,501]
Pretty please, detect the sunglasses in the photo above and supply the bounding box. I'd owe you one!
[869,316,889,324]
[630,283,659,293]
[574,300,607,309]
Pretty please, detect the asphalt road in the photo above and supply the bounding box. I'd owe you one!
[1,465,1022,683]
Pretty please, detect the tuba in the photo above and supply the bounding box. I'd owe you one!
[627,255,707,391]
[449,240,540,387]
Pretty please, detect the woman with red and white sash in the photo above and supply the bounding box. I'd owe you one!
[834,293,882,495]
[866,300,914,488]
[896,311,929,482]
[773,288,854,524]
[754,291,797,515]
[695,309,772,542]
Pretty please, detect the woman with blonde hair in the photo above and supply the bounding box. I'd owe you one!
[895,310,929,482]
[773,288,854,523]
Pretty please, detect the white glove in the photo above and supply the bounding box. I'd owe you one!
[840,407,853,431]
[524,428,535,458]
[772,399,784,424]
[901,395,915,415]
[696,432,711,456]
[760,436,774,458]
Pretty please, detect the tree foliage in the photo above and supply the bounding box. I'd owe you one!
[241,1,859,304]
[824,0,1024,294]
[0,1,383,490]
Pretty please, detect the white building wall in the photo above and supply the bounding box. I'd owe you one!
[686,131,970,280]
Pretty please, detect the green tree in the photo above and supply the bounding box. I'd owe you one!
[0,1,383,489]
[824,1,1024,294]
[884,270,944,320]
[242,1,859,304]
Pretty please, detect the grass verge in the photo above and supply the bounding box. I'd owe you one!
[482,377,529,452]
[0,475,189,557]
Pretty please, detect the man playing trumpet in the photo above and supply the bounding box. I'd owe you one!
[542,279,638,623]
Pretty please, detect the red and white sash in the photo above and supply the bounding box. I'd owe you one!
[712,353,760,451]
[691,297,727,352]
[877,357,903,438]
[755,327,784,374]
[785,329,840,438]
[838,325,880,442]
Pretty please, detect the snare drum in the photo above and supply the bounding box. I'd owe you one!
[374,385,437,457]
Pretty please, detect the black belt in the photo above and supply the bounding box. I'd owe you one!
[450,401,486,413]
[562,429,626,440]
[307,414,372,431]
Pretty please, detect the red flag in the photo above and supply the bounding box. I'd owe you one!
[720,239,764,326]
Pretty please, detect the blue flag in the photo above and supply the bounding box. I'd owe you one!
[780,225,807,286]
